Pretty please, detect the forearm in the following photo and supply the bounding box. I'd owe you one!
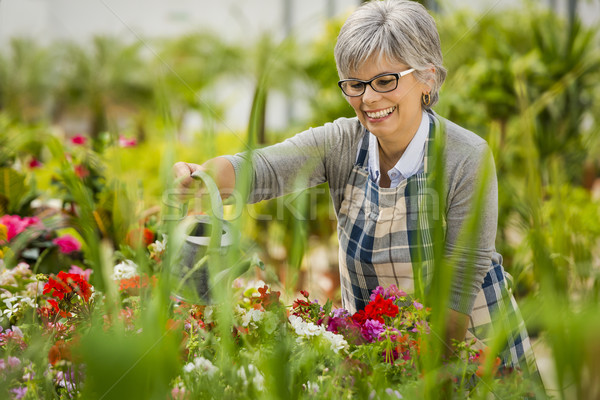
[202,157,236,199]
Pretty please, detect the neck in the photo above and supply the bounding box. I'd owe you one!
[377,110,423,167]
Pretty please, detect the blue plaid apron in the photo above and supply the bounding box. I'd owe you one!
[336,113,538,374]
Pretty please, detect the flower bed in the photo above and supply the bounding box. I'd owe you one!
[0,215,535,399]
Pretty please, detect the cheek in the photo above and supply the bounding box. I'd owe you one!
[347,98,362,113]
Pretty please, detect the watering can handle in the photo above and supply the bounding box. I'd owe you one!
[188,170,224,250]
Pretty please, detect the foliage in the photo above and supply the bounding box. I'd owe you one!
[0,3,599,399]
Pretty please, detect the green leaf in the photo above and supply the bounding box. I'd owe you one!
[0,167,26,214]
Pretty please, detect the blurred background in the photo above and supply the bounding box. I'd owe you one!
[1,1,600,395]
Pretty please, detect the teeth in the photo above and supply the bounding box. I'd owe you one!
[366,106,396,119]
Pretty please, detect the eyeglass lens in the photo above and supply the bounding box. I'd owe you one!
[340,74,398,96]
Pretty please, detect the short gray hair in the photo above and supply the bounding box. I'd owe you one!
[334,0,447,108]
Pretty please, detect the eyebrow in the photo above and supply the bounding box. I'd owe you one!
[347,71,397,80]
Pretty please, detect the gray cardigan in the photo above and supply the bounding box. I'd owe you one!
[224,114,497,314]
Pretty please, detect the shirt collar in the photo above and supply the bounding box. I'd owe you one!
[367,110,429,186]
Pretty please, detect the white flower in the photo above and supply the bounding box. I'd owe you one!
[13,263,32,277]
[183,356,218,377]
[203,306,214,323]
[149,234,167,254]
[385,388,403,398]
[288,315,348,353]
[322,331,349,353]
[0,269,16,286]
[2,297,19,319]
[25,281,45,298]
[237,364,264,391]
[112,260,139,280]
[183,362,195,373]
[304,381,319,394]
[241,309,264,328]
[19,296,37,309]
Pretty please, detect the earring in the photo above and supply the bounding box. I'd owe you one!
[422,92,431,107]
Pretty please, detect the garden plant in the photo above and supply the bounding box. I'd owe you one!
[1,3,599,399]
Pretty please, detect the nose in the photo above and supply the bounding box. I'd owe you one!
[362,83,381,104]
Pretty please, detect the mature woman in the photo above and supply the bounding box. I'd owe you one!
[174,0,537,375]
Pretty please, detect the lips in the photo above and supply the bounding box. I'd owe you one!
[365,106,396,119]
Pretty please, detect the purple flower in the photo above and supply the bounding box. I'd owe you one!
[413,301,423,310]
[369,286,386,302]
[370,285,408,302]
[385,285,407,301]
[332,308,350,319]
[10,387,27,400]
[362,319,385,343]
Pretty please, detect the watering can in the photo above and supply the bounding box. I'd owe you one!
[171,170,261,304]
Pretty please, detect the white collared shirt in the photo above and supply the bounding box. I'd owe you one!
[366,110,429,188]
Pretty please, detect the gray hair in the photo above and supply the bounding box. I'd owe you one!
[334,0,447,108]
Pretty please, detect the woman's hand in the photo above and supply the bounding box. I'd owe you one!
[172,158,236,200]
[173,162,205,191]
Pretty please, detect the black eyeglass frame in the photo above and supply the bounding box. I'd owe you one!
[337,68,416,97]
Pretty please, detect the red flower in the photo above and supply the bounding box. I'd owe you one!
[28,158,42,168]
[74,164,89,179]
[352,309,368,325]
[125,227,155,248]
[363,295,399,323]
[48,339,80,365]
[47,299,72,318]
[43,271,93,302]
[119,276,141,291]
[48,340,71,365]
[118,275,156,294]
[475,348,502,377]
[257,285,281,310]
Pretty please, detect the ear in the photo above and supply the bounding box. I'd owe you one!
[423,65,436,92]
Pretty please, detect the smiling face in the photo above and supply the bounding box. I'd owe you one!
[345,58,430,147]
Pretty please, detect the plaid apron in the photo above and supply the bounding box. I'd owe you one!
[336,113,538,374]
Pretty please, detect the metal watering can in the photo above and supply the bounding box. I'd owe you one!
[171,170,261,304]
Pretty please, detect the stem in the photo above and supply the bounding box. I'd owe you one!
[174,255,209,295]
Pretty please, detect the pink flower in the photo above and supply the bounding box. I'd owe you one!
[53,234,82,254]
[118,136,137,148]
[0,215,41,241]
[70,135,87,146]
[69,265,93,281]
[413,301,423,310]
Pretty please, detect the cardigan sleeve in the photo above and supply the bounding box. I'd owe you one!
[222,118,361,206]
[443,140,498,315]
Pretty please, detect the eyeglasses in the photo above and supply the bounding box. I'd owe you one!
[337,68,415,97]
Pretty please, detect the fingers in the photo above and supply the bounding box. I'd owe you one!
[173,162,203,189]
[173,162,206,202]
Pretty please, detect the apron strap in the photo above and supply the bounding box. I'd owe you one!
[356,129,370,167]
